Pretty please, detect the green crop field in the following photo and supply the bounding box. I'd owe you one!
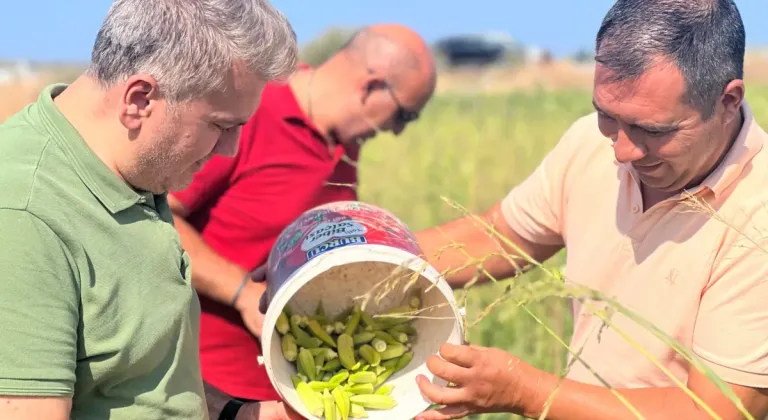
[357,86,768,420]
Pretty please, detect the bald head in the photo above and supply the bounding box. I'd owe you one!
[340,24,437,102]
[300,23,436,145]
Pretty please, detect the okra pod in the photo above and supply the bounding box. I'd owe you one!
[295,334,323,350]
[374,384,394,396]
[290,314,312,341]
[345,383,374,395]
[349,403,368,419]
[307,319,337,348]
[296,382,324,417]
[314,352,326,369]
[352,331,375,346]
[394,350,413,372]
[358,344,381,367]
[386,328,409,344]
[359,311,381,330]
[345,310,362,336]
[308,381,334,392]
[373,330,399,346]
[349,371,377,385]
[349,394,397,410]
[298,347,317,381]
[371,338,387,353]
[332,386,350,420]
[337,333,357,370]
[381,359,398,371]
[323,389,337,420]
[387,323,417,336]
[329,370,350,386]
[282,335,298,362]
[291,375,304,387]
[276,310,290,335]
[323,358,341,372]
[374,369,393,387]
[377,342,406,360]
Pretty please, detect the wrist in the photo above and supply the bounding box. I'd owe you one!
[234,277,265,313]
[234,402,259,420]
[230,270,252,309]
[514,365,557,418]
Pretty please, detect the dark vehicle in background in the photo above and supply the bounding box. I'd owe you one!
[433,32,521,67]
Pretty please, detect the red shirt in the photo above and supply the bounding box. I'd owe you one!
[170,77,358,401]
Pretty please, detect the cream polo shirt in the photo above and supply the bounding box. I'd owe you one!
[502,102,768,388]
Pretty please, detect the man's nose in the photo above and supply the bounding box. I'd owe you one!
[391,121,406,136]
[612,131,647,164]
[215,130,240,158]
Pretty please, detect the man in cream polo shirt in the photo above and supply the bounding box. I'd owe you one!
[408,1,768,419]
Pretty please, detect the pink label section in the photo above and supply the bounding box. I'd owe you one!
[267,201,421,295]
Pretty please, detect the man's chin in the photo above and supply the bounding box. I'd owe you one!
[164,173,195,194]
[638,174,684,194]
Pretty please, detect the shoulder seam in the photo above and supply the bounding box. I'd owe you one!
[24,138,53,211]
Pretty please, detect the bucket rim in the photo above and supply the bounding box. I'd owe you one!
[260,243,465,419]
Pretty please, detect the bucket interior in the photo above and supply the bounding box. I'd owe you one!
[267,259,461,420]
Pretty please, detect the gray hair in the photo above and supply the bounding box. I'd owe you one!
[595,0,745,120]
[86,0,298,102]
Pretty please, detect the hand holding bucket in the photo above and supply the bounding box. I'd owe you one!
[259,201,465,420]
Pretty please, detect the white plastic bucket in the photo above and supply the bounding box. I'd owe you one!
[261,201,464,420]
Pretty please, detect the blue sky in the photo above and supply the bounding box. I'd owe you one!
[2,0,767,62]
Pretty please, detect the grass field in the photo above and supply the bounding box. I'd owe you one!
[4,72,768,419]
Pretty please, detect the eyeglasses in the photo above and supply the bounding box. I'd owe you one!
[383,82,419,125]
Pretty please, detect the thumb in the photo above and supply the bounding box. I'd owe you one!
[416,404,473,420]
[248,264,268,283]
[259,291,269,315]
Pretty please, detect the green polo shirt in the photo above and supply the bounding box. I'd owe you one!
[0,84,207,419]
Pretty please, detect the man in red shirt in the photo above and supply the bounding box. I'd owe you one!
[168,23,437,417]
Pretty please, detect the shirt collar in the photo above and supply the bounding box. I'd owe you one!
[38,83,147,214]
[262,70,347,163]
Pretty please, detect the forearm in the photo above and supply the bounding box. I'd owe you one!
[521,372,708,420]
[415,202,557,289]
[416,224,517,289]
[203,381,260,420]
[204,381,232,419]
[172,215,247,306]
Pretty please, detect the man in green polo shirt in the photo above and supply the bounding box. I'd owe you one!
[0,1,301,419]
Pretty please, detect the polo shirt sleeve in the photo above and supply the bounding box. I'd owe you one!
[500,115,589,246]
[692,220,768,388]
[0,209,79,397]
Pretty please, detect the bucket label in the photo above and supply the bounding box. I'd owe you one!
[301,221,368,251]
[267,201,423,298]
[306,235,367,260]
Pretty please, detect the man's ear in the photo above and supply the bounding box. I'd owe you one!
[719,79,745,125]
[118,74,160,131]
[360,68,387,104]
